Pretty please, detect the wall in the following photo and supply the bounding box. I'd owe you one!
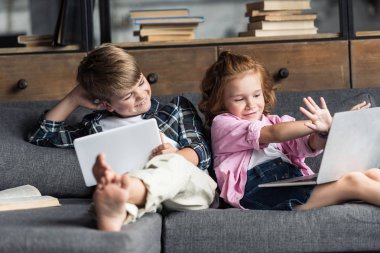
[0,0,380,47]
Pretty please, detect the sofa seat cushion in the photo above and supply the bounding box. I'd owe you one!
[0,199,161,253]
[163,203,380,253]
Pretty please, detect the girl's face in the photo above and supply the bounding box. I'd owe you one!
[223,71,265,121]
[104,75,152,117]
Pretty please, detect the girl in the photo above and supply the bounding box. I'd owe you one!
[199,51,379,211]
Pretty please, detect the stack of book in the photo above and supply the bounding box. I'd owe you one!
[130,9,204,42]
[239,0,318,38]
[17,34,53,47]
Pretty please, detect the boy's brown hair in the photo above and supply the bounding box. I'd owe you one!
[77,44,141,101]
[199,51,276,127]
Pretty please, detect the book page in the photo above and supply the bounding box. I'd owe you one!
[0,185,41,200]
[0,196,60,211]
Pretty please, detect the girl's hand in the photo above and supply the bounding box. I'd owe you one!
[350,101,371,111]
[300,97,332,133]
[149,133,177,159]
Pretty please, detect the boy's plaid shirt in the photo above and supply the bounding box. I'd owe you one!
[28,96,211,170]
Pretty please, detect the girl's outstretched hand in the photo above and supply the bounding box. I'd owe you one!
[300,97,332,133]
[350,101,371,111]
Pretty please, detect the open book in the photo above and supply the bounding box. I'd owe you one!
[0,185,60,211]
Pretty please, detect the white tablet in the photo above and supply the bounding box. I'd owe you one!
[74,118,161,186]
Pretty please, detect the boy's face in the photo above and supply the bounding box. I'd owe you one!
[105,75,152,117]
[223,71,265,121]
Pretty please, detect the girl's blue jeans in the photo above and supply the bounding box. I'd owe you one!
[240,158,314,210]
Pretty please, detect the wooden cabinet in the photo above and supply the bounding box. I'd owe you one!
[0,53,84,101]
[129,46,217,96]
[1,38,379,102]
[351,38,380,88]
[219,40,350,91]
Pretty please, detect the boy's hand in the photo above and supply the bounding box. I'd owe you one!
[150,143,177,159]
[67,84,102,110]
[45,84,102,122]
[149,133,177,159]
[300,97,332,133]
[350,101,371,111]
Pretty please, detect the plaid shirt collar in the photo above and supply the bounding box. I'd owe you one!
[142,97,160,118]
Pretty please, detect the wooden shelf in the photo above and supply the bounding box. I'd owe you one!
[113,33,340,49]
[0,45,81,54]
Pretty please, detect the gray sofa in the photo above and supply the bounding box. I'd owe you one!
[1,88,380,253]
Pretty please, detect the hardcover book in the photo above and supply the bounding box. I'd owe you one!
[133,16,204,25]
[239,28,317,37]
[249,13,317,22]
[248,20,315,30]
[246,0,311,11]
[140,33,195,42]
[136,28,194,37]
[130,9,189,19]
[246,10,303,17]
[140,23,199,30]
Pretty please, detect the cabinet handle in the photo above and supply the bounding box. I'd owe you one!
[275,68,289,81]
[17,79,28,89]
[147,73,158,85]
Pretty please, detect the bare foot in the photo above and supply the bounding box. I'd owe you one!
[94,175,131,231]
[93,153,116,183]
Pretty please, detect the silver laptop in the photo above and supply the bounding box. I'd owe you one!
[74,118,161,187]
[259,107,380,187]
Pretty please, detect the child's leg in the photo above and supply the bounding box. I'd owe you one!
[128,153,217,213]
[296,170,380,210]
[93,153,216,231]
[93,155,147,231]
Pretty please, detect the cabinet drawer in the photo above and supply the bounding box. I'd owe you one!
[129,47,217,96]
[351,39,380,88]
[219,41,350,91]
[0,53,85,101]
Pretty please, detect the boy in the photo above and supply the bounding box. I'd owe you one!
[28,44,216,231]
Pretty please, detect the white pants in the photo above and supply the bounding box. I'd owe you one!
[125,153,217,223]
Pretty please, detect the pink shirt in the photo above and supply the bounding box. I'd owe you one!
[211,113,321,208]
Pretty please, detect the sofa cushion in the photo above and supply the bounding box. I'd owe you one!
[274,89,376,121]
[163,203,380,253]
[0,101,93,197]
[0,199,161,253]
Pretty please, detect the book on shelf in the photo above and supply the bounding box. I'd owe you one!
[141,33,195,42]
[239,28,318,37]
[130,8,189,19]
[133,16,204,25]
[130,8,202,42]
[249,13,317,22]
[0,185,60,212]
[136,28,194,37]
[248,20,315,30]
[246,0,311,11]
[140,23,199,30]
[355,30,380,37]
[53,0,81,46]
[17,34,53,47]
[246,10,303,17]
